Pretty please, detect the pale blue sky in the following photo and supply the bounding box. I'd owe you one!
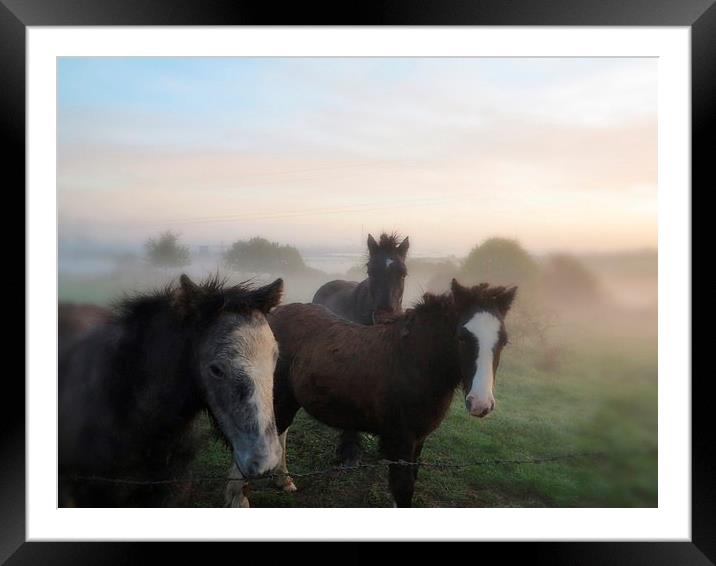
[58,57,657,255]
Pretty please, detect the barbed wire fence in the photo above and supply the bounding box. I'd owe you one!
[63,448,656,493]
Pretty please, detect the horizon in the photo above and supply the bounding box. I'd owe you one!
[59,234,658,257]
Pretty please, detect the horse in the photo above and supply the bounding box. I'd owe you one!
[226,279,517,507]
[58,274,285,507]
[58,302,112,356]
[312,232,410,465]
[312,232,409,325]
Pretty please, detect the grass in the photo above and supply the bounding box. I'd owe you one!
[183,318,657,508]
[60,276,657,508]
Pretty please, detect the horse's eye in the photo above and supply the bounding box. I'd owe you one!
[209,363,225,378]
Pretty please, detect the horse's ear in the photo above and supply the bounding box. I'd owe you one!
[172,274,198,317]
[367,233,379,255]
[180,274,198,292]
[451,278,471,309]
[251,278,284,314]
[397,236,410,258]
[496,286,517,316]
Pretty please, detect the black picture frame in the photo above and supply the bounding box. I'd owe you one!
[4,1,707,563]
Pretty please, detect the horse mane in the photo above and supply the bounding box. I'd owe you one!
[464,282,516,307]
[377,231,403,252]
[112,274,264,324]
[364,232,407,266]
[412,291,454,317]
[470,283,514,309]
[451,280,518,318]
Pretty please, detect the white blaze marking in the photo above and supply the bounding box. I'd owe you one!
[231,321,278,432]
[386,258,394,268]
[464,311,501,404]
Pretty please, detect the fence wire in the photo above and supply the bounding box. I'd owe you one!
[64,449,632,489]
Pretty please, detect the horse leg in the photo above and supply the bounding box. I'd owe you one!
[271,378,301,493]
[224,462,250,508]
[272,428,297,492]
[336,429,363,467]
[384,437,417,508]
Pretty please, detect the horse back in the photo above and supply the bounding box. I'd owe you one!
[268,303,395,431]
[311,279,362,321]
[269,302,347,356]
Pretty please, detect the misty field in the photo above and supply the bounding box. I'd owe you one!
[57,56,660,509]
[58,246,657,508]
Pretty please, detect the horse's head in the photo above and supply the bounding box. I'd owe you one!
[366,232,409,322]
[451,279,517,419]
[172,274,283,478]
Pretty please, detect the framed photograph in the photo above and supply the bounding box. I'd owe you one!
[6,0,706,563]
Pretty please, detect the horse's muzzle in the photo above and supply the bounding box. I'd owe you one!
[466,396,495,418]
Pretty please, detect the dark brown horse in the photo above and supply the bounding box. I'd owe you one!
[59,275,284,507]
[312,232,409,464]
[312,232,409,325]
[226,279,516,507]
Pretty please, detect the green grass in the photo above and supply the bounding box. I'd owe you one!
[183,328,657,508]
[60,276,657,508]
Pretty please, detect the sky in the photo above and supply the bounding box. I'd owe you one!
[58,57,657,256]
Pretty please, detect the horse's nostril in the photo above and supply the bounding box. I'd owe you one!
[245,459,262,477]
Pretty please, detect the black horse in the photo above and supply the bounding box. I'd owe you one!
[58,274,284,507]
[312,232,409,465]
[313,232,409,325]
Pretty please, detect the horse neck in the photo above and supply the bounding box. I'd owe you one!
[113,313,204,437]
[352,278,375,324]
[398,321,462,397]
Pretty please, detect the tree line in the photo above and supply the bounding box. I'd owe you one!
[144,231,308,273]
[144,231,603,305]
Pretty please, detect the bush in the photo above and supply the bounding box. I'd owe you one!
[460,238,538,287]
[224,237,307,274]
[144,231,191,269]
[540,254,603,306]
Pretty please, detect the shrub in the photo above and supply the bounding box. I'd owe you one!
[460,237,538,287]
[224,237,307,274]
[144,231,191,269]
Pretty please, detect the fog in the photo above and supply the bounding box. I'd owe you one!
[58,233,657,369]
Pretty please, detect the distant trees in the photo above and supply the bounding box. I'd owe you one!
[540,254,602,305]
[459,237,604,308]
[144,231,191,269]
[461,238,539,287]
[224,237,307,274]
